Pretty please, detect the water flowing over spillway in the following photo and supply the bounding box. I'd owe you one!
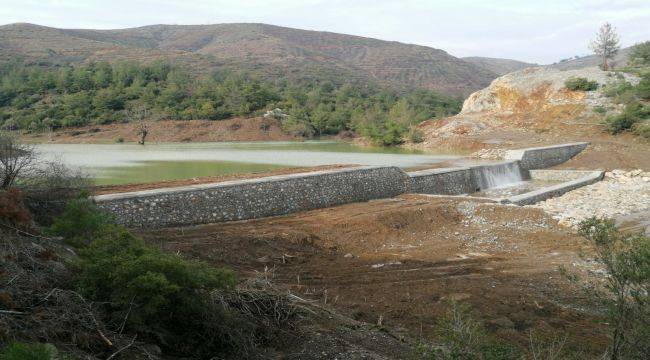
[474,161,525,190]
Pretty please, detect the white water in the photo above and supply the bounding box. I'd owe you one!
[474,161,525,190]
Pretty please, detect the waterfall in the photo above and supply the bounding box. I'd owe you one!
[474,161,525,190]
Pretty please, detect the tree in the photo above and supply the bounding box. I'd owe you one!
[628,41,650,67]
[578,218,650,359]
[128,107,150,145]
[590,23,621,71]
[0,132,35,189]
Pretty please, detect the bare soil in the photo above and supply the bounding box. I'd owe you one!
[141,195,610,357]
[414,119,650,170]
[24,117,299,144]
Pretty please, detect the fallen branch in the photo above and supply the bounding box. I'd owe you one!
[106,335,137,360]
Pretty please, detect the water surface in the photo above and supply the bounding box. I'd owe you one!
[36,141,462,185]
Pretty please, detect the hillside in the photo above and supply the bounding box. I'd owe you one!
[0,22,498,96]
[462,56,536,75]
[549,46,633,70]
[414,66,650,170]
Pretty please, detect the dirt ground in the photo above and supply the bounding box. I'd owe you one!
[141,195,610,358]
[24,117,299,144]
[414,113,650,171]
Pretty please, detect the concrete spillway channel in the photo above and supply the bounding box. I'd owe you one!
[95,142,601,227]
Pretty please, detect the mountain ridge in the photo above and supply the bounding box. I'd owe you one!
[0,22,498,96]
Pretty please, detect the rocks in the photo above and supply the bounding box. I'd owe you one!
[470,148,506,160]
[531,169,650,228]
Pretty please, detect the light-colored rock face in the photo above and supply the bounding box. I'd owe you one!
[461,66,617,115]
[418,66,639,140]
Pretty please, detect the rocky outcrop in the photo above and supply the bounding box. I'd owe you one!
[419,66,638,139]
[461,67,615,115]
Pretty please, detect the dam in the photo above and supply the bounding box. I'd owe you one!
[95,142,602,227]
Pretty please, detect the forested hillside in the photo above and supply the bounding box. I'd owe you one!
[0,23,497,97]
[0,60,462,145]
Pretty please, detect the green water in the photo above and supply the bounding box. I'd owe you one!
[36,141,463,185]
[95,160,287,185]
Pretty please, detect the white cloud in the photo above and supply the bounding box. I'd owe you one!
[0,0,648,63]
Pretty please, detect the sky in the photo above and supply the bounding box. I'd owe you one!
[0,0,648,64]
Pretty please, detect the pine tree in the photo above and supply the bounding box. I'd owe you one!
[589,23,621,71]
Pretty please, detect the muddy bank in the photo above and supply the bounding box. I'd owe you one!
[24,117,300,144]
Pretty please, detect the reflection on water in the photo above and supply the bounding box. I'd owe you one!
[35,141,463,185]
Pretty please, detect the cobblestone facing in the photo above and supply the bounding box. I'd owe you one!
[408,168,476,195]
[505,142,588,170]
[95,166,410,227]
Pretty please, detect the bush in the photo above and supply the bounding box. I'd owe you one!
[408,127,425,143]
[47,198,115,246]
[637,73,650,100]
[0,342,57,360]
[578,218,650,359]
[628,41,650,67]
[633,122,650,139]
[21,161,90,226]
[604,101,650,134]
[593,106,607,114]
[565,77,599,91]
[49,200,245,356]
[0,188,33,230]
[416,301,520,360]
[602,79,633,99]
[115,137,124,143]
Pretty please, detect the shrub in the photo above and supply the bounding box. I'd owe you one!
[602,79,633,99]
[47,198,115,246]
[416,301,520,360]
[565,77,599,91]
[115,137,124,143]
[633,122,650,139]
[604,101,650,134]
[628,41,650,67]
[593,106,607,114]
[0,342,57,360]
[578,218,650,359]
[50,200,244,356]
[21,161,90,226]
[637,73,650,100]
[0,188,33,230]
[408,127,425,143]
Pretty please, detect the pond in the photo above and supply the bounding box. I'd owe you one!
[35,141,464,185]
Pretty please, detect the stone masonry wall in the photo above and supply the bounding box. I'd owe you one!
[504,142,588,170]
[95,166,410,228]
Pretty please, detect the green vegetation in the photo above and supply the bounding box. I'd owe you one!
[0,342,57,360]
[46,199,255,357]
[564,77,599,91]
[604,101,650,134]
[416,301,520,360]
[577,218,650,359]
[628,41,650,67]
[602,71,650,138]
[0,60,462,145]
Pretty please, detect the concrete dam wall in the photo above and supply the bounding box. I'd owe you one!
[95,142,590,227]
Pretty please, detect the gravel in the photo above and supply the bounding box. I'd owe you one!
[530,169,650,228]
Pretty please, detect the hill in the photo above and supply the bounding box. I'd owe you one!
[0,22,498,96]
[549,46,633,70]
[462,56,536,75]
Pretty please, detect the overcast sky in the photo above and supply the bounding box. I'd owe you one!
[0,0,648,64]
